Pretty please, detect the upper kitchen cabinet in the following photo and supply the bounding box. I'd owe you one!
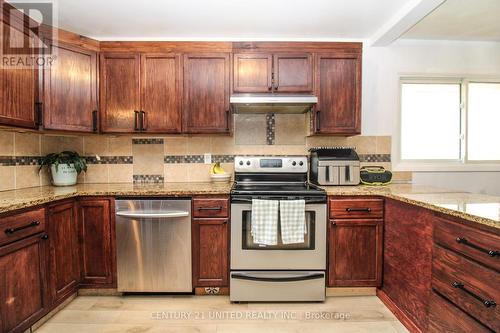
[100,53,182,133]
[183,53,231,134]
[140,54,182,133]
[233,52,313,93]
[100,53,141,133]
[0,21,38,129]
[314,53,361,135]
[42,40,98,132]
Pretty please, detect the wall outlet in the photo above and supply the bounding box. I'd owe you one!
[204,153,212,164]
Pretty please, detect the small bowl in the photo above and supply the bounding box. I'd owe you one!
[210,173,231,183]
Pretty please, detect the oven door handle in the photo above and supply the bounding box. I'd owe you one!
[231,272,324,282]
[116,211,190,219]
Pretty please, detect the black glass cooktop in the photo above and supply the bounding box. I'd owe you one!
[231,182,326,196]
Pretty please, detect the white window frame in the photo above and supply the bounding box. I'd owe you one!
[395,75,500,172]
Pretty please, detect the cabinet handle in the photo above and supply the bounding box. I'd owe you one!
[134,111,140,131]
[225,109,231,131]
[346,207,371,213]
[5,221,40,235]
[452,281,496,308]
[140,111,147,131]
[35,102,43,126]
[456,237,499,257]
[198,206,223,211]
[268,86,272,91]
[41,234,49,240]
[330,221,336,225]
[316,110,321,132]
[92,110,98,132]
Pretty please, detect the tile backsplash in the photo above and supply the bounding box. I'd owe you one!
[0,128,392,190]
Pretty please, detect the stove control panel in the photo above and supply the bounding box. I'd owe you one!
[235,156,308,173]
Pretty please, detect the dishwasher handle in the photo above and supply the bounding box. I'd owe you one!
[116,211,190,219]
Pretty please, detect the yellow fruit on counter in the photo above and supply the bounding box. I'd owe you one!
[210,162,226,175]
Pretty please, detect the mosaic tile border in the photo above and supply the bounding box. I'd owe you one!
[266,113,275,145]
[133,174,165,184]
[164,154,391,164]
[0,156,40,166]
[132,138,164,145]
[0,155,135,166]
[85,156,133,164]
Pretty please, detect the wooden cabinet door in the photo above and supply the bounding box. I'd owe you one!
[183,53,230,133]
[0,22,38,129]
[43,41,98,132]
[233,53,272,93]
[328,219,383,287]
[140,54,182,133]
[78,198,116,287]
[192,218,228,287]
[100,53,140,133]
[47,201,79,306]
[273,53,313,92]
[0,234,49,333]
[314,53,361,135]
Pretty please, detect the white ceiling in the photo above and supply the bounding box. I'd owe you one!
[403,0,500,41]
[20,0,415,41]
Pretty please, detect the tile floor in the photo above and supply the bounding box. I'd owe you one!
[36,295,409,333]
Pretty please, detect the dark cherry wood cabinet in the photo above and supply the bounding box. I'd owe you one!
[77,198,116,288]
[233,53,273,93]
[100,53,141,133]
[328,219,383,287]
[314,53,361,135]
[233,52,312,93]
[141,54,182,133]
[47,201,79,306]
[273,53,313,92]
[183,53,231,133]
[192,218,229,287]
[0,233,49,333]
[42,40,98,132]
[0,21,38,129]
[380,199,435,333]
[328,197,383,287]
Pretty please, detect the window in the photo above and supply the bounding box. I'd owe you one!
[400,78,500,166]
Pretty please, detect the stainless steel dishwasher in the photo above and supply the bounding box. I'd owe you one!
[115,199,192,292]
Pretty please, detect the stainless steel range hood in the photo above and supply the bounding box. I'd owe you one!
[230,94,317,114]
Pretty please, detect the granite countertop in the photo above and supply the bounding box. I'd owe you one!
[0,182,498,230]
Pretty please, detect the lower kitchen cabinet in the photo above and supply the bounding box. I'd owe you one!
[328,218,383,287]
[47,201,80,306]
[192,218,229,287]
[77,198,116,288]
[0,233,49,333]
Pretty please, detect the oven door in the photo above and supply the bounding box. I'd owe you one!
[230,202,326,270]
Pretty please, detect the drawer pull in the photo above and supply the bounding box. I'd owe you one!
[197,206,223,211]
[452,281,497,308]
[4,221,40,235]
[346,207,371,213]
[456,237,499,257]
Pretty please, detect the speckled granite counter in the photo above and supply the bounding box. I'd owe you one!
[322,184,500,230]
[0,182,498,230]
[0,182,232,214]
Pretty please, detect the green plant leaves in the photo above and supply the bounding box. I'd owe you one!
[38,151,87,174]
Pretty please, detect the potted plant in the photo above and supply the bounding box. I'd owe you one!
[39,151,87,186]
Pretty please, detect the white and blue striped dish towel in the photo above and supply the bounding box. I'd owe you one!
[251,199,279,246]
[280,199,306,244]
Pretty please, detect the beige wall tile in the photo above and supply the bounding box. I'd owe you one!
[376,136,392,154]
[211,136,235,155]
[84,136,109,156]
[14,132,40,156]
[108,164,133,183]
[164,137,188,155]
[164,164,189,182]
[187,164,212,182]
[84,164,109,183]
[15,165,41,188]
[187,136,212,155]
[42,135,84,155]
[360,162,392,171]
[274,114,306,145]
[133,143,164,175]
[0,131,14,156]
[0,166,15,191]
[392,171,412,183]
[234,114,267,145]
[108,136,132,156]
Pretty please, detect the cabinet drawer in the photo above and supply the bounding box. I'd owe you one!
[428,292,493,333]
[432,245,499,332]
[435,217,499,271]
[193,198,229,218]
[329,198,383,219]
[0,208,46,246]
